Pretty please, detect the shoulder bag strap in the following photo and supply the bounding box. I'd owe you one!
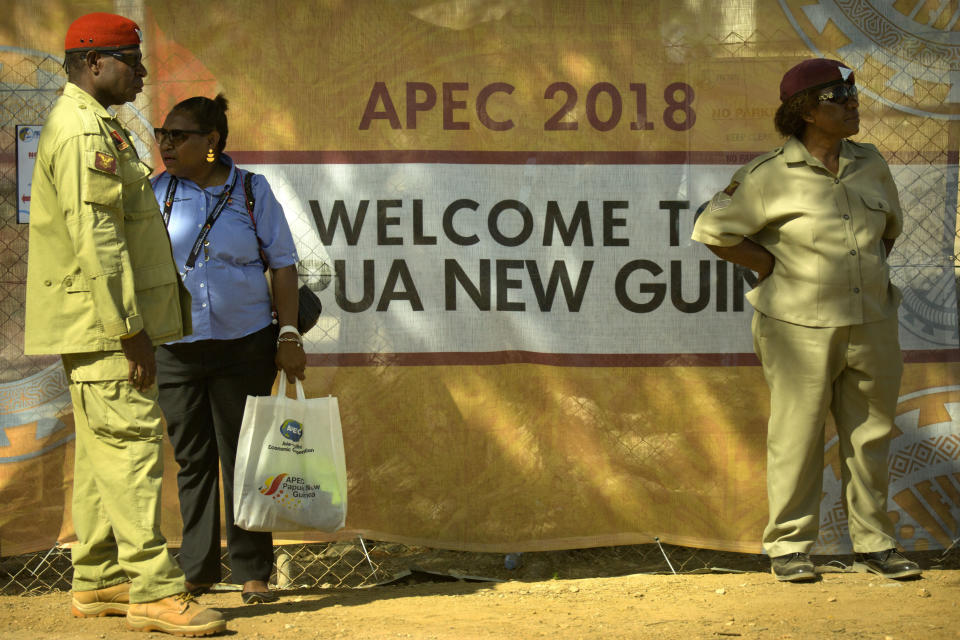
[242,171,270,270]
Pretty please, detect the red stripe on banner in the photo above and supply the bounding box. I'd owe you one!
[306,349,960,367]
[231,149,949,165]
[903,349,960,363]
[231,150,765,165]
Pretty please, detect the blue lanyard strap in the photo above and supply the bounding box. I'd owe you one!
[162,173,239,272]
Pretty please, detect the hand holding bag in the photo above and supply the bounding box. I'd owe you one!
[234,371,347,532]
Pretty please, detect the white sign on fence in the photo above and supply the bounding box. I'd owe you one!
[15,125,41,224]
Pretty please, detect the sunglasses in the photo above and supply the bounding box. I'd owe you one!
[818,84,858,105]
[100,50,144,69]
[154,128,210,145]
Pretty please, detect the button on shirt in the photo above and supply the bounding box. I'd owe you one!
[691,137,902,327]
[152,155,298,343]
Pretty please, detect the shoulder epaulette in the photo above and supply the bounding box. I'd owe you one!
[846,139,880,154]
[61,94,102,134]
[745,147,784,174]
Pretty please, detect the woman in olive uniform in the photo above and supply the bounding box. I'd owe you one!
[691,58,920,582]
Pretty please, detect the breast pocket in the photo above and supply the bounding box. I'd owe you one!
[118,160,170,269]
[82,150,123,209]
[120,160,158,219]
[860,193,890,213]
[859,193,893,243]
[133,263,183,341]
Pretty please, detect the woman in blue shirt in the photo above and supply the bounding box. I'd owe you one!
[151,94,305,604]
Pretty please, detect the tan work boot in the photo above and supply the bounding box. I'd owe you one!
[126,592,226,637]
[71,581,131,617]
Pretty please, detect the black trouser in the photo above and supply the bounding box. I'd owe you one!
[157,324,277,585]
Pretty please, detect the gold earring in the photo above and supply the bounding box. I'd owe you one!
[206,148,215,163]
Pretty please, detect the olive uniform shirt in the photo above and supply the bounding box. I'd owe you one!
[691,136,902,327]
[24,83,190,357]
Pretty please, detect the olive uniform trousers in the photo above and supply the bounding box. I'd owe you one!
[63,351,185,603]
[752,311,901,558]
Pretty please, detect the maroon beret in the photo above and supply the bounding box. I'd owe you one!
[65,12,142,53]
[779,58,854,102]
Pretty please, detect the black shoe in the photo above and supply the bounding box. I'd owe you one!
[241,590,279,604]
[770,552,816,582]
[183,581,213,597]
[853,549,921,580]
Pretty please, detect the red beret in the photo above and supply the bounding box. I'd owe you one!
[779,58,854,102]
[64,12,142,53]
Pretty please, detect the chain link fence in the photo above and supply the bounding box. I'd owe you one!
[3,539,959,596]
[0,540,386,596]
[2,24,958,596]
[0,49,63,382]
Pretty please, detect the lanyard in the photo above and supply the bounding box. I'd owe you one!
[162,173,238,272]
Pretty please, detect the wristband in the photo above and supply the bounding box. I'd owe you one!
[277,335,303,347]
[277,324,300,338]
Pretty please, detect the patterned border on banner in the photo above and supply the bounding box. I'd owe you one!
[0,363,72,464]
[815,384,960,553]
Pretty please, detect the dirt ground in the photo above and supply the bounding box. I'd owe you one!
[2,549,959,640]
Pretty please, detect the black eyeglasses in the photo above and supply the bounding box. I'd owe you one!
[154,128,210,145]
[100,50,144,69]
[818,84,858,105]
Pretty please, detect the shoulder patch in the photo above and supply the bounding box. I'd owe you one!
[723,180,740,196]
[109,130,130,151]
[94,151,118,174]
[709,191,732,211]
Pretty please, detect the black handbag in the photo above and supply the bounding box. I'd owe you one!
[242,172,323,334]
[295,283,323,335]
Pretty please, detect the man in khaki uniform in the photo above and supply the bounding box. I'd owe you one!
[24,12,225,636]
[691,59,921,582]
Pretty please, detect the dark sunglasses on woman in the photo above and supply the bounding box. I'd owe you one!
[154,128,210,145]
[818,84,858,105]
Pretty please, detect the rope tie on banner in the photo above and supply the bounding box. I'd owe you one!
[29,543,61,576]
[654,537,676,575]
[936,536,959,565]
[358,536,377,576]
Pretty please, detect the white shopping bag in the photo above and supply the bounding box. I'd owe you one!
[234,371,347,532]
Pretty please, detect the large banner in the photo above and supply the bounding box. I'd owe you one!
[1,0,958,556]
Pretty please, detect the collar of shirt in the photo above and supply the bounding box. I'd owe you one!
[170,153,239,196]
[782,136,866,175]
[63,82,117,121]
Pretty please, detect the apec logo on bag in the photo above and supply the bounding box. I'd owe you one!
[260,472,332,510]
[268,417,314,456]
[280,419,303,442]
[261,473,288,496]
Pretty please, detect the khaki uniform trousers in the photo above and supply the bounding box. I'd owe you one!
[752,311,901,558]
[63,351,184,603]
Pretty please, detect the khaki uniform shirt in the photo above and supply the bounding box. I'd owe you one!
[691,136,902,327]
[24,83,191,355]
